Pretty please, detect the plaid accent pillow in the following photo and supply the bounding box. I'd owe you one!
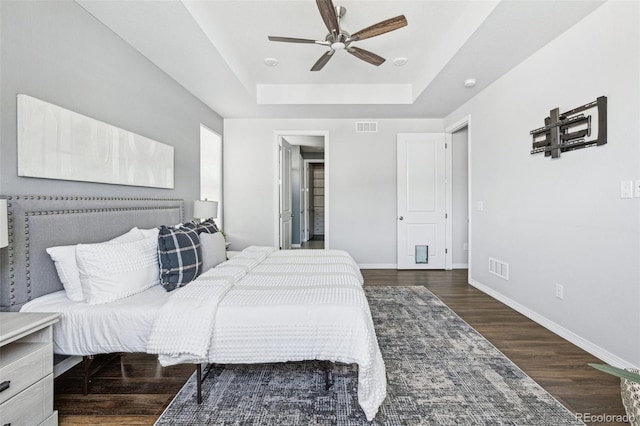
[197,218,219,234]
[183,218,219,234]
[157,225,202,291]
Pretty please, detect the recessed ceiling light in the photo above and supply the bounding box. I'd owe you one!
[264,57,279,67]
[393,57,408,66]
[464,78,477,88]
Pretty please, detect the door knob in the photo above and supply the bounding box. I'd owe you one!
[398,216,404,220]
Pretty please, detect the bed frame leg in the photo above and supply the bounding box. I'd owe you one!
[320,361,334,390]
[82,356,93,396]
[196,364,202,404]
[195,363,217,404]
[81,353,122,395]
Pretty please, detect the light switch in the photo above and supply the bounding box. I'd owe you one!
[476,201,484,211]
[621,180,633,199]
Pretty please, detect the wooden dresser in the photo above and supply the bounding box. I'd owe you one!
[0,312,60,426]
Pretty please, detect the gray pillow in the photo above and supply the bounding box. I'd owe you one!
[200,232,227,272]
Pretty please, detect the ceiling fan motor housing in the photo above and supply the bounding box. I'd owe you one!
[326,31,350,47]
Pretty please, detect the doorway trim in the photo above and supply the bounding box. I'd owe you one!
[273,130,330,250]
[445,115,471,273]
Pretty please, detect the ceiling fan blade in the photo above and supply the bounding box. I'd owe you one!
[316,0,340,36]
[347,46,386,66]
[311,50,335,71]
[268,36,318,44]
[350,15,408,41]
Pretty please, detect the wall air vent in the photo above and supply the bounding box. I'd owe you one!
[355,121,378,133]
[489,257,509,280]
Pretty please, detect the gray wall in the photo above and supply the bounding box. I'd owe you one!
[445,1,639,366]
[0,1,223,218]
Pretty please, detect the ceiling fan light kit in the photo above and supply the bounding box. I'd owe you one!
[268,0,408,71]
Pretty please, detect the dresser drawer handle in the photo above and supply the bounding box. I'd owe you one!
[0,380,9,393]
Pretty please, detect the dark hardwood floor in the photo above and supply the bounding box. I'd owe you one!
[54,269,628,425]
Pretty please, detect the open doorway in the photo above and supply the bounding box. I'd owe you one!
[445,116,471,271]
[451,126,468,268]
[200,125,222,228]
[274,131,328,250]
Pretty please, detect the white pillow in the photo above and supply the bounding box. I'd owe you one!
[76,235,160,305]
[138,227,159,239]
[46,245,85,302]
[110,227,145,243]
[200,232,227,272]
[46,227,148,302]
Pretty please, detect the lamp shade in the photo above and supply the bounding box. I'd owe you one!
[193,199,218,220]
[0,199,8,248]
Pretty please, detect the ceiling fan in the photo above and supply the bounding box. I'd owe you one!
[268,0,408,71]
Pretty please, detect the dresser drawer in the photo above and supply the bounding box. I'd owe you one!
[0,373,53,426]
[0,342,52,404]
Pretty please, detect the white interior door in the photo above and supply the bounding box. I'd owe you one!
[279,139,292,249]
[397,133,446,269]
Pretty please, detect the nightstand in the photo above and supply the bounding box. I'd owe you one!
[0,312,61,425]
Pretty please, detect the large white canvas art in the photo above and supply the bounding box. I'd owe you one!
[17,95,174,189]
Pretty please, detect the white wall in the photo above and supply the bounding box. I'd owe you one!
[445,1,640,366]
[224,118,443,266]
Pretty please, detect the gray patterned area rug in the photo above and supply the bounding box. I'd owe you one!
[156,286,583,425]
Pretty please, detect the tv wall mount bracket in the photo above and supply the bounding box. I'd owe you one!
[530,96,607,159]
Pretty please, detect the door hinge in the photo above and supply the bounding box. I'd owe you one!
[445,213,448,219]
[445,248,448,254]
[445,143,448,148]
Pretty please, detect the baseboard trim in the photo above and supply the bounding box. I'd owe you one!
[453,263,469,269]
[468,278,636,369]
[292,244,301,248]
[358,263,397,269]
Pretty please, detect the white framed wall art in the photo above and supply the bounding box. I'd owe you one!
[17,94,174,189]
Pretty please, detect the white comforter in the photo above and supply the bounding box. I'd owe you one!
[147,247,386,421]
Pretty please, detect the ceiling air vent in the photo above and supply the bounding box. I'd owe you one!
[355,121,378,133]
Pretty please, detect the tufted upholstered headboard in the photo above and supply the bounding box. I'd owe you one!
[0,195,184,311]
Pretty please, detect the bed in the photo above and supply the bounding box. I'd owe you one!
[3,195,386,421]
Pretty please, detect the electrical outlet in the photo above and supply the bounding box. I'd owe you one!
[555,283,564,300]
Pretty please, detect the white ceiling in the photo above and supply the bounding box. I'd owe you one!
[77,0,605,119]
